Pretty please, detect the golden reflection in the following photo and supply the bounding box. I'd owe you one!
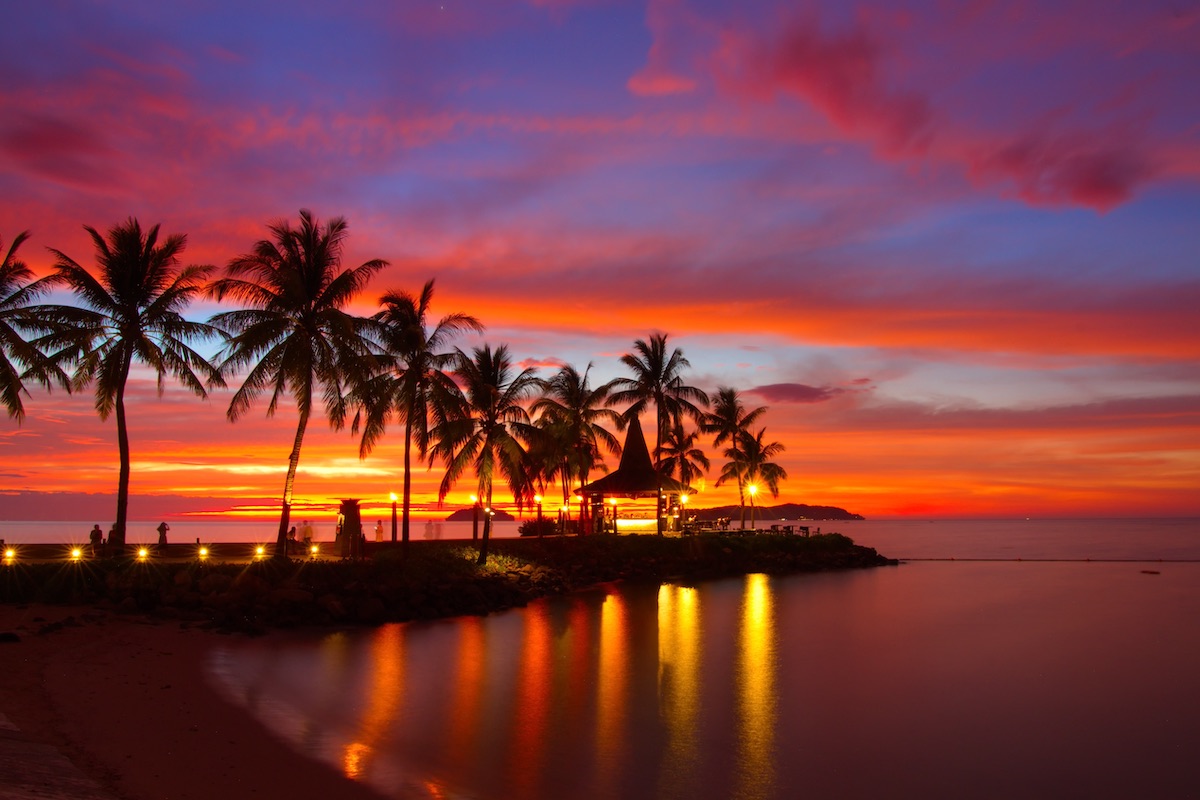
[657,584,701,796]
[341,624,405,781]
[735,574,777,798]
[595,591,629,794]
[447,617,486,759]
[509,604,553,797]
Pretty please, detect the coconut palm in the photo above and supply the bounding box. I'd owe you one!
[735,427,787,529]
[608,332,708,535]
[704,386,767,529]
[658,418,709,489]
[44,218,222,553]
[608,332,708,465]
[430,344,540,564]
[530,363,623,527]
[356,279,483,549]
[0,230,70,422]
[209,210,386,557]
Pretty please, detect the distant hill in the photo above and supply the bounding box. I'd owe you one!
[445,508,516,522]
[691,503,863,521]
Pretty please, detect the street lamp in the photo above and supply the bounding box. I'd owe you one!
[390,492,398,543]
[470,494,480,540]
[679,493,689,533]
[609,497,618,535]
[748,484,759,530]
[534,494,543,522]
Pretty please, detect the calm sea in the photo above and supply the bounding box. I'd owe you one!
[4,517,1198,560]
[203,518,1200,799]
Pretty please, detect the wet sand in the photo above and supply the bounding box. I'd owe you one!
[0,604,386,800]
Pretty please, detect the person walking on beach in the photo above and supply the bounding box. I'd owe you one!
[89,524,103,555]
[156,521,170,547]
[374,520,383,542]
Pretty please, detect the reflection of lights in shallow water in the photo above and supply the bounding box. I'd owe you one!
[342,741,371,780]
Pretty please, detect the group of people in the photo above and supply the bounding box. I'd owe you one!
[86,520,172,555]
[285,520,318,553]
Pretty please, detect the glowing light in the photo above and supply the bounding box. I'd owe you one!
[70,547,83,560]
[470,493,478,504]
[137,547,149,559]
[748,484,758,497]
[534,494,542,503]
[680,494,689,504]
[736,573,776,797]
[198,546,209,559]
[255,545,265,558]
[390,492,398,502]
[310,544,319,555]
[4,548,16,561]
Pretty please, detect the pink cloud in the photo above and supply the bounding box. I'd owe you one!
[749,383,846,404]
[717,16,933,155]
[627,0,702,97]
[971,132,1152,210]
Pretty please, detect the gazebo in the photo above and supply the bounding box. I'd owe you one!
[575,415,692,535]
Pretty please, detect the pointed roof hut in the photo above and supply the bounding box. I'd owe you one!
[575,414,691,497]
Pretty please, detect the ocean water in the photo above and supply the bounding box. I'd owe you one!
[4,517,1198,560]
[204,519,1200,799]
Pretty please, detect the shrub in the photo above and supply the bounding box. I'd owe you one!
[517,518,560,537]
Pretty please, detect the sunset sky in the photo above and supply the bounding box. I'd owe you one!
[2,0,1197,521]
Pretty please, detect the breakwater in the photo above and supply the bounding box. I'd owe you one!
[0,534,895,633]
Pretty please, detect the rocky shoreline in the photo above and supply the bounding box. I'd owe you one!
[0,533,896,633]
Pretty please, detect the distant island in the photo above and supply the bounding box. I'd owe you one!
[691,503,864,521]
[445,508,516,522]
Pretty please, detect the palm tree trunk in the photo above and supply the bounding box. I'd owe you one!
[476,485,492,565]
[111,353,133,557]
[735,444,746,530]
[276,411,309,558]
[401,415,413,555]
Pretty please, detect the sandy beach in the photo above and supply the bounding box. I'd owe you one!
[0,604,386,800]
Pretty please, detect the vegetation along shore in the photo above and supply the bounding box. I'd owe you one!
[0,535,895,634]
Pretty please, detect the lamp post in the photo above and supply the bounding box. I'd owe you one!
[609,497,618,535]
[390,492,398,543]
[679,493,689,533]
[470,494,480,540]
[748,484,758,531]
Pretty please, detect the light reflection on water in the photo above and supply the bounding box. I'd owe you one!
[207,563,1200,799]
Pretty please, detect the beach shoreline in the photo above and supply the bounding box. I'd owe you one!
[0,604,388,800]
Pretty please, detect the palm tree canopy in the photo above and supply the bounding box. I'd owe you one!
[43,218,224,417]
[658,418,710,488]
[704,386,767,449]
[741,427,788,498]
[209,209,387,428]
[530,363,623,483]
[608,332,709,462]
[430,343,540,503]
[0,230,71,421]
[356,278,483,456]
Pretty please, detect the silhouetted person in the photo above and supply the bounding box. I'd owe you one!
[89,524,103,556]
[374,520,383,542]
[287,525,297,553]
[157,521,169,547]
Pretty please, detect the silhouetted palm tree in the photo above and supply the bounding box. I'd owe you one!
[209,210,386,557]
[609,332,708,465]
[430,344,539,564]
[356,279,483,550]
[0,230,70,422]
[704,386,767,529]
[609,333,708,535]
[45,219,222,553]
[658,418,709,489]
[734,428,787,529]
[530,363,622,527]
